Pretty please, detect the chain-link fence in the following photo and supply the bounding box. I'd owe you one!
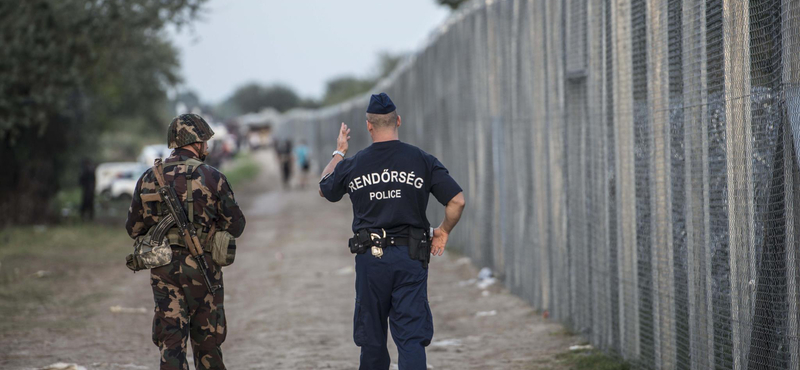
[276,0,800,368]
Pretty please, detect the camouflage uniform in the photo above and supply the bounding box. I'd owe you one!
[126,114,245,370]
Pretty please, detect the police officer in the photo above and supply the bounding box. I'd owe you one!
[319,93,466,369]
[126,114,246,370]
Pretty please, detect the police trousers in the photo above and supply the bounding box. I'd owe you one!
[354,245,434,370]
[150,249,226,370]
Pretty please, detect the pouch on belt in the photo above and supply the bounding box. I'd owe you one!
[407,227,431,269]
[348,229,372,254]
[209,229,236,266]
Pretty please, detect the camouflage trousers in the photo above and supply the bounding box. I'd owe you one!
[150,248,226,370]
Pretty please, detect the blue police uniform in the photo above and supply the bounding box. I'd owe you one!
[320,93,462,370]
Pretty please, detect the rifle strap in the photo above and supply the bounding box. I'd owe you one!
[151,158,204,220]
[152,159,168,190]
[152,159,167,216]
[187,164,194,224]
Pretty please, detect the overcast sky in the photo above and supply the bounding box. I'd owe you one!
[169,0,451,104]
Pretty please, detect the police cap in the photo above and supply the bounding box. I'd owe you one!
[367,93,396,114]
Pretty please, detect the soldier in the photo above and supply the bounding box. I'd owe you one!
[319,93,466,369]
[126,114,246,370]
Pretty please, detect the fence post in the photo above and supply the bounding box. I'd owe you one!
[681,0,714,368]
[782,0,800,367]
[530,0,552,312]
[647,0,675,367]
[588,0,612,349]
[543,0,569,322]
[722,1,754,368]
[612,0,640,360]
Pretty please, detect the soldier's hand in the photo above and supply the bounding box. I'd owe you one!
[431,227,448,256]
[337,122,351,154]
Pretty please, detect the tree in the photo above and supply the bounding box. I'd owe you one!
[376,52,403,78]
[436,0,469,10]
[321,77,376,106]
[320,52,405,106]
[224,83,300,114]
[298,98,321,109]
[175,90,202,111]
[0,0,206,224]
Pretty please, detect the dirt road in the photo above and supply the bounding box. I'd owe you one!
[2,151,581,370]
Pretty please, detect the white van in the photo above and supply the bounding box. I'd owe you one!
[95,162,147,196]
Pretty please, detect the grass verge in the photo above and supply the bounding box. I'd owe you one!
[553,348,631,370]
[0,224,129,332]
[223,152,261,189]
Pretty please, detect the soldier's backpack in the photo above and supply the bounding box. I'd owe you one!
[126,159,173,271]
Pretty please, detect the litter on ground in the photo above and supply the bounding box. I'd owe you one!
[335,266,355,275]
[569,344,594,351]
[458,278,477,287]
[33,270,51,278]
[431,338,463,347]
[476,267,497,289]
[109,306,148,314]
[41,363,87,370]
[476,277,496,289]
[475,310,497,317]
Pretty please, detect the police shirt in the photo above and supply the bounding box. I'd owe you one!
[320,140,462,235]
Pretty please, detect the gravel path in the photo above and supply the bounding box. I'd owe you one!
[2,150,581,370]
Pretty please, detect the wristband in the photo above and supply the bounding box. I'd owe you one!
[332,150,346,158]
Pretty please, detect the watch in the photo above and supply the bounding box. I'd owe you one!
[332,150,346,158]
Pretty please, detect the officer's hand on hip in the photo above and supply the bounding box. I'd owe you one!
[338,122,351,154]
[431,228,448,256]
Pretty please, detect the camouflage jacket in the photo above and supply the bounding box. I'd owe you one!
[126,149,246,242]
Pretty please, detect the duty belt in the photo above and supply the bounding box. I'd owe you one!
[349,227,431,268]
[369,232,413,258]
[385,236,410,246]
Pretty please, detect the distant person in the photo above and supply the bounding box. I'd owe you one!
[126,114,246,370]
[277,139,294,189]
[79,158,96,220]
[294,140,311,188]
[319,93,466,369]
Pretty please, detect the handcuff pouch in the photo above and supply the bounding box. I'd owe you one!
[349,229,372,254]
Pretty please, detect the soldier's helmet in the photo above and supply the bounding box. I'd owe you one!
[167,114,215,149]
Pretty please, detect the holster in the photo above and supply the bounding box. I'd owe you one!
[407,227,431,269]
[349,229,373,254]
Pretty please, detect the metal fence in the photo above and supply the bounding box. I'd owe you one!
[276,0,800,368]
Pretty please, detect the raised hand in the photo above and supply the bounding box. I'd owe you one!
[337,122,351,154]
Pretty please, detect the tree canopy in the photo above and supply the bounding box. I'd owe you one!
[225,83,301,114]
[0,0,206,224]
[436,0,469,10]
[320,52,404,106]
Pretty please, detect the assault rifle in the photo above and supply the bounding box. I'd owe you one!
[152,160,220,295]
